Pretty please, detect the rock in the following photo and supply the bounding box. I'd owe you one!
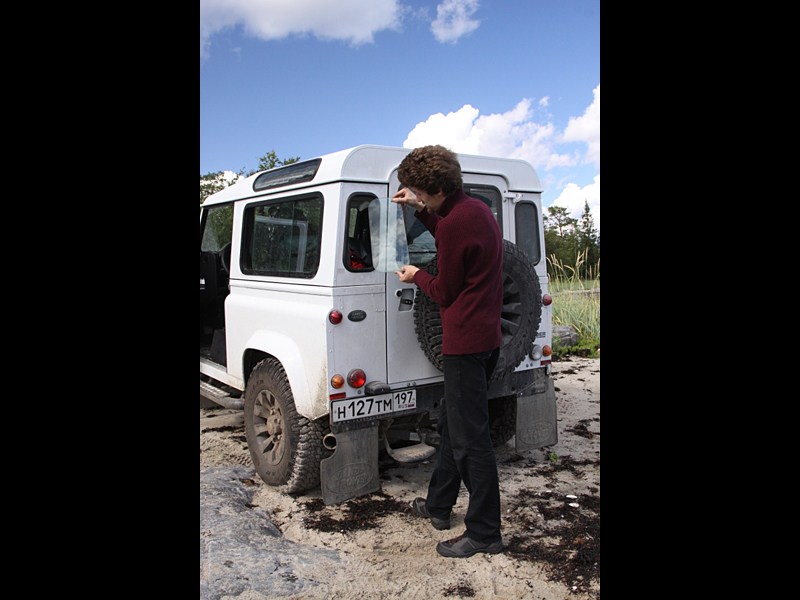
[553,325,579,347]
[200,466,342,600]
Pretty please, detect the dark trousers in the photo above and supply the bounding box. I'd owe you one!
[426,348,501,543]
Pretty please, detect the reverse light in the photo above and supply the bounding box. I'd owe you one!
[529,345,543,361]
[542,294,552,306]
[347,369,367,388]
[330,374,345,389]
[328,309,343,324]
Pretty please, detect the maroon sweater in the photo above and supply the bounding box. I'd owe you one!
[413,190,503,355]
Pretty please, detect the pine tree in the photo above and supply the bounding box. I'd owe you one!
[575,201,600,280]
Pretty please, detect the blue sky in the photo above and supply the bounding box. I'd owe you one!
[200,0,600,231]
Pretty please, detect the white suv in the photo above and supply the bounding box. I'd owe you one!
[200,145,557,505]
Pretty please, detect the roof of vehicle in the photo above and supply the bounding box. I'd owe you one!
[202,144,542,206]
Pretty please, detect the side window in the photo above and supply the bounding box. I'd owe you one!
[242,194,322,278]
[344,195,375,272]
[515,202,541,265]
[200,204,233,251]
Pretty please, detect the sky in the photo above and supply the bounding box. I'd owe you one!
[200,0,600,232]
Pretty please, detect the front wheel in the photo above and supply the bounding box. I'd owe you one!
[244,358,326,494]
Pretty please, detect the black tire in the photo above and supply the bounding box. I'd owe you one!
[488,395,517,447]
[244,357,326,494]
[413,240,543,381]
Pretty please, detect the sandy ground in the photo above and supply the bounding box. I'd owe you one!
[201,356,600,599]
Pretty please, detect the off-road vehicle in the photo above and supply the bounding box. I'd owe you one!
[200,145,557,504]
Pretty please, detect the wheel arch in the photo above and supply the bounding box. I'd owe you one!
[242,331,328,421]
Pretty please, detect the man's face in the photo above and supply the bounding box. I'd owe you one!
[409,187,447,213]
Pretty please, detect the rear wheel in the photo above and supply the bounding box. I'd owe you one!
[244,358,326,493]
[488,395,516,447]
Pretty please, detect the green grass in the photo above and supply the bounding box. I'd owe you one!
[547,251,600,357]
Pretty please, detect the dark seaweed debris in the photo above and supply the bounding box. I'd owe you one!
[301,491,408,533]
[566,419,597,439]
[505,489,600,597]
[443,581,476,597]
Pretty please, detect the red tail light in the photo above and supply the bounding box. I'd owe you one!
[329,309,343,324]
[347,369,366,388]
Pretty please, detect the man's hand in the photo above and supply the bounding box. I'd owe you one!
[395,265,419,283]
[392,188,424,211]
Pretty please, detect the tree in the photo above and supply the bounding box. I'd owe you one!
[200,171,237,205]
[543,206,577,237]
[543,204,601,282]
[575,201,600,279]
[248,150,300,176]
[200,150,301,205]
[543,206,578,278]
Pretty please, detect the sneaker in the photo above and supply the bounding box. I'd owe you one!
[436,533,503,558]
[410,497,451,530]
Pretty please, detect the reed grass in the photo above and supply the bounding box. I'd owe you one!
[547,250,600,292]
[547,251,600,354]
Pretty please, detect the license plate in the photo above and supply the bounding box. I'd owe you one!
[331,389,417,423]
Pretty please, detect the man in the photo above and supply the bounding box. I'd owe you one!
[393,145,504,558]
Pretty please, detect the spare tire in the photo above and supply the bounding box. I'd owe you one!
[413,239,542,381]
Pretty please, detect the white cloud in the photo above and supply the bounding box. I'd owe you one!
[431,0,480,43]
[562,84,600,168]
[200,0,404,60]
[552,175,600,234]
[404,104,482,153]
[403,86,601,232]
[403,98,569,171]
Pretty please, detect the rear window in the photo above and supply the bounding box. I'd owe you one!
[464,185,502,226]
[402,185,503,268]
[515,202,541,265]
[253,159,321,192]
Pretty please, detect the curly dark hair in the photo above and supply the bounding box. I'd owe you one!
[397,145,463,197]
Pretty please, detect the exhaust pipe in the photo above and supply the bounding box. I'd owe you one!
[322,433,337,451]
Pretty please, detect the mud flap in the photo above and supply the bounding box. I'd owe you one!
[515,377,558,453]
[320,423,380,505]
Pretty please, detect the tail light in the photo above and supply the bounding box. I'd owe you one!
[347,369,366,388]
